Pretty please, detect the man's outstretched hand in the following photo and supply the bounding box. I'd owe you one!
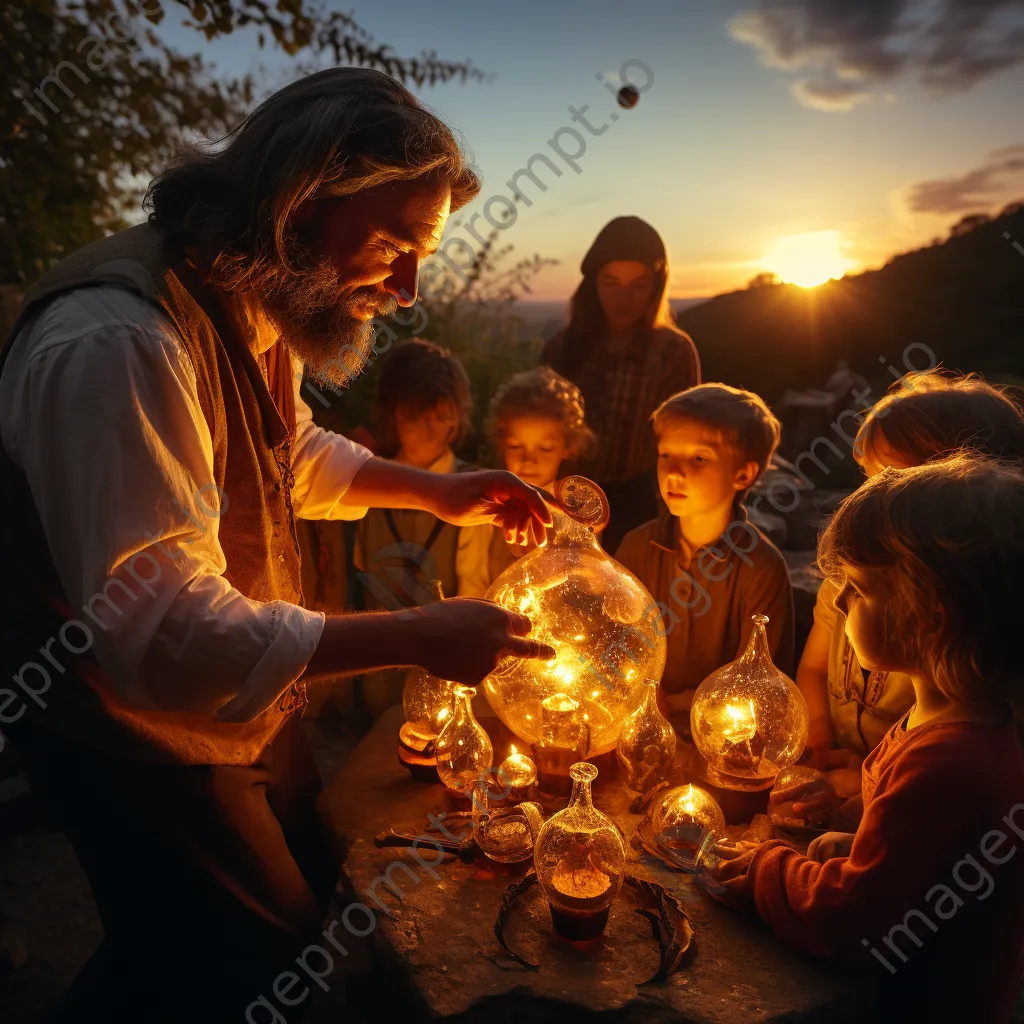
[428,470,552,546]
[411,598,555,685]
[342,459,552,546]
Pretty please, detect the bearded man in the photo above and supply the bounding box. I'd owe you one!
[0,68,552,1021]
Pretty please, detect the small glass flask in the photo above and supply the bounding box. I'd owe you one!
[496,745,538,802]
[533,692,591,778]
[652,784,726,871]
[402,668,458,741]
[533,762,625,941]
[616,679,676,793]
[435,685,494,796]
[690,614,809,781]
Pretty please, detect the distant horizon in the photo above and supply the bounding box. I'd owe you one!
[149,2,1024,301]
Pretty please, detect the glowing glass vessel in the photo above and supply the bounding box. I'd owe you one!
[402,668,458,740]
[652,784,725,871]
[484,478,666,758]
[690,614,809,781]
[533,762,625,940]
[616,679,676,793]
[435,685,494,796]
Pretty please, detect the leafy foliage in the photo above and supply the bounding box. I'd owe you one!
[1,0,484,285]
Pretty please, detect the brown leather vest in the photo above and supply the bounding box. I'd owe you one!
[0,224,310,764]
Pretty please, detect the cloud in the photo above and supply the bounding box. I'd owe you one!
[906,144,1024,214]
[729,1,1024,111]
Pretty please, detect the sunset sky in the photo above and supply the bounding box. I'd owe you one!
[163,0,1024,300]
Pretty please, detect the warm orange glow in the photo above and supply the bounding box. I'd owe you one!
[722,701,757,743]
[763,230,853,288]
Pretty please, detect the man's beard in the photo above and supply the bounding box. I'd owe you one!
[257,249,398,390]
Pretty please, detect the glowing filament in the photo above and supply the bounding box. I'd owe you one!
[723,700,757,743]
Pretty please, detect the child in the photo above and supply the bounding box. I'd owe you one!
[800,371,1024,774]
[457,366,596,598]
[710,456,1024,1023]
[354,339,473,716]
[615,384,795,732]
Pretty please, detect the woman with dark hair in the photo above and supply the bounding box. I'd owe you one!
[543,216,701,551]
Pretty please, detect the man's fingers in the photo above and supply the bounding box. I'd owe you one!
[514,479,552,529]
[504,636,556,661]
[506,611,533,635]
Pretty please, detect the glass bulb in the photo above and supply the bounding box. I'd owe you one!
[497,746,538,791]
[690,614,809,781]
[616,679,676,793]
[483,477,667,759]
[402,668,458,740]
[435,685,494,796]
[533,762,625,940]
[652,784,725,871]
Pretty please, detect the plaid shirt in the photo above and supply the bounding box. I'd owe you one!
[542,326,700,483]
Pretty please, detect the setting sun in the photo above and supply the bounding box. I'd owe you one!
[763,230,854,288]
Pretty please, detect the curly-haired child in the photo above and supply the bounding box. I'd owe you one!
[457,366,596,597]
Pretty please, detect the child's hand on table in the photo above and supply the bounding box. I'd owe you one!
[769,777,839,828]
[700,840,760,909]
[806,831,856,862]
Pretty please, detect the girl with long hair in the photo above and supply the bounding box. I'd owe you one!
[542,216,700,552]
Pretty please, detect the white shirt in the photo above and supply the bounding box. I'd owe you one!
[0,285,373,722]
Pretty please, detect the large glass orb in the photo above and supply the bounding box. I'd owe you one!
[690,614,808,781]
[483,480,666,758]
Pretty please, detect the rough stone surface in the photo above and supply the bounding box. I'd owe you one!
[320,707,877,1023]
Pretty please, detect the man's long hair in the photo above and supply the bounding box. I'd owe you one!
[145,68,480,292]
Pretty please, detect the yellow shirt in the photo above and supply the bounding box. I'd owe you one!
[353,450,469,609]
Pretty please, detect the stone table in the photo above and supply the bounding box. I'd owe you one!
[319,707,876,1023]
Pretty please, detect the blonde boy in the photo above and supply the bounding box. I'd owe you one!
[615,384,794,729]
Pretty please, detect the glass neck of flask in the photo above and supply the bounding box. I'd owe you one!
[548,507,601,551]
[453,690,475,727]
[742,619,772,667]
[568,776,594,811]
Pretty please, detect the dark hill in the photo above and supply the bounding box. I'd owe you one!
[676,204,1024,403]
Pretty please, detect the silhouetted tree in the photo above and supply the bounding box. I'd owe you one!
[1,0,484,284]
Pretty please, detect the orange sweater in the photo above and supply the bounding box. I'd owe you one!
[748,713,1024,1022]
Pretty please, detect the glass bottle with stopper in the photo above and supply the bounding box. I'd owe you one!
[435,684,494,797]
[689,613,808,783]
[616,679,676,794]
[533,762,625,940]
[484,477,666,767]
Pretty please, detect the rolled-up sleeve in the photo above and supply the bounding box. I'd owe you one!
[289,355,374,521]
[0,288,324,719]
